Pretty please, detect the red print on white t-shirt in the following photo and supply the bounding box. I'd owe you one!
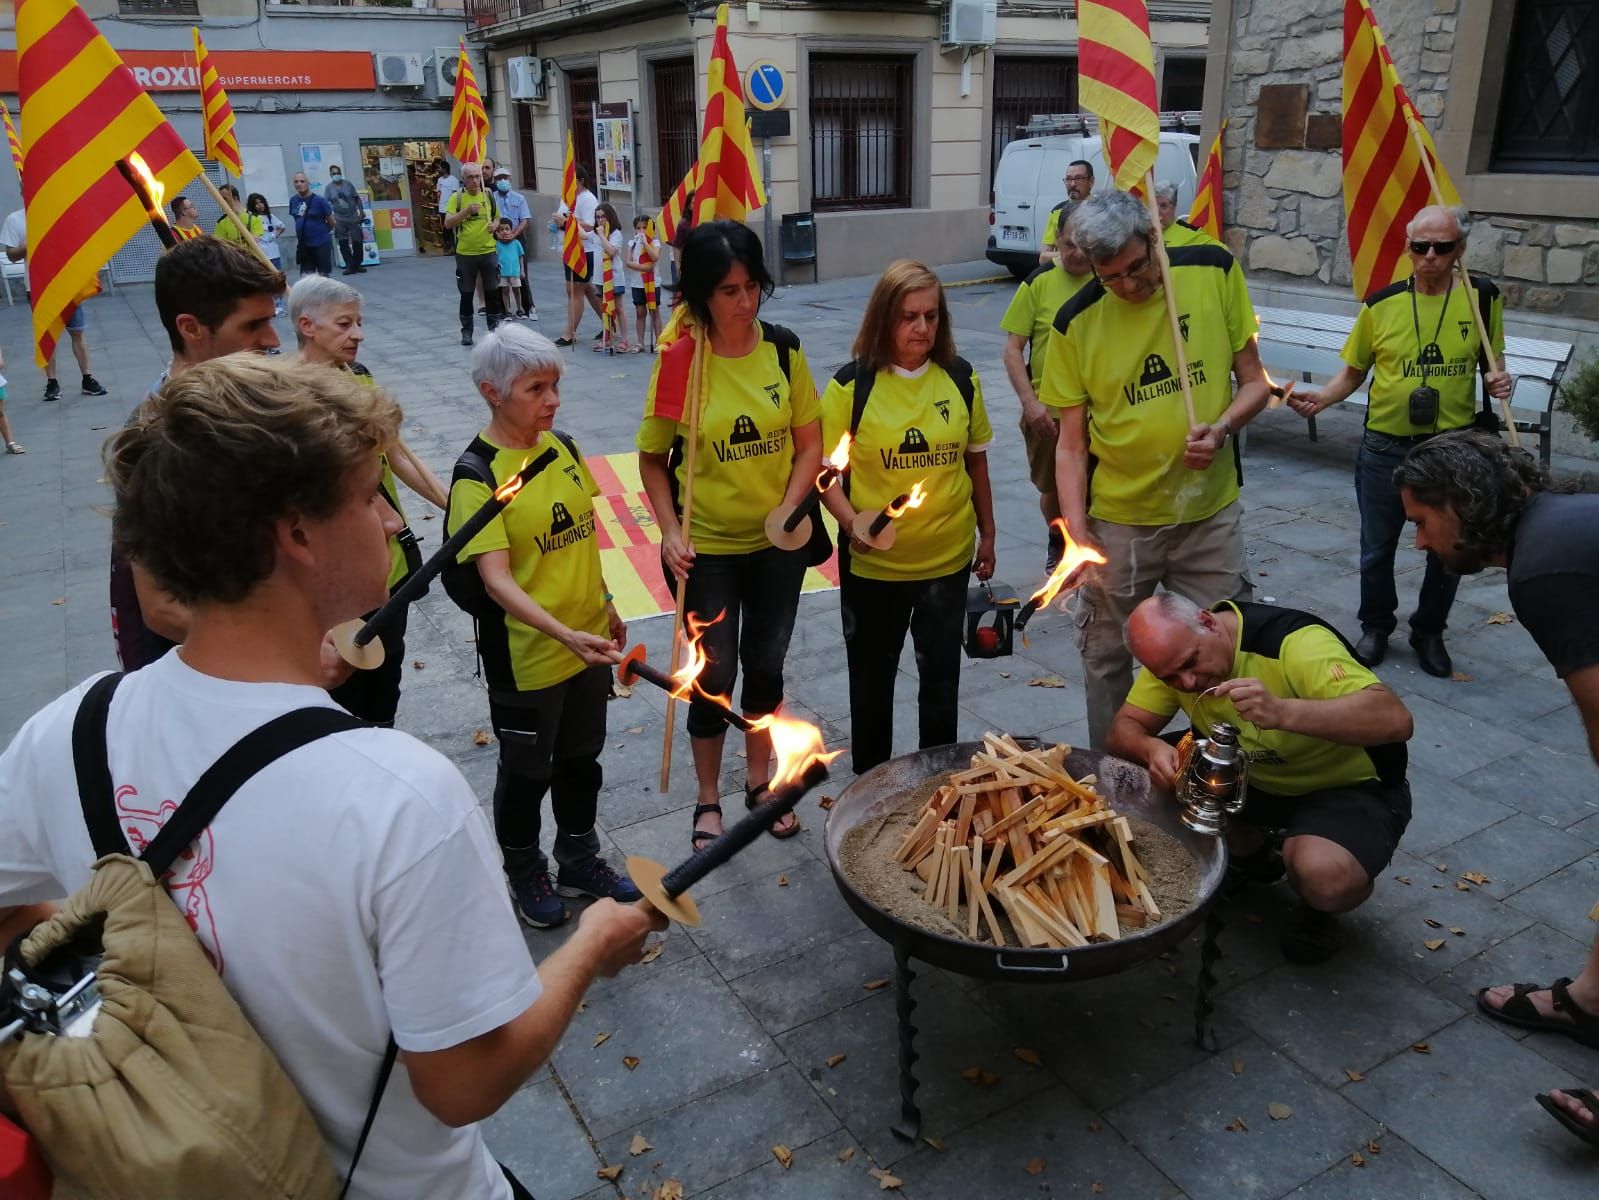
[115,784,224,972]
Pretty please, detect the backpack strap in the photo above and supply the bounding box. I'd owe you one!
[759,320,799,385]
[72,672,127,858]
[944,355,976,417]
[551,428,581,463]
[340,1035,398,1200]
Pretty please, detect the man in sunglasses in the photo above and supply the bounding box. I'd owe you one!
[1041,190,1270,747]
[1289,205,1510,678]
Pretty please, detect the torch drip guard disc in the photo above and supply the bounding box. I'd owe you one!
[850,510,896,552]
[330,617,386,671]
[627,855,702,927]
[617,644,650,688]
[763,504,812,552]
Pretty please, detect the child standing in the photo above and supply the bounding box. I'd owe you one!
[247,192,289,315]
[625,215,663,354]
[495,217,526,321]
[0,342,22,454]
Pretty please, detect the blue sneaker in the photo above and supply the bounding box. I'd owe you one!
[556,857,643,903]
[510,867,568,929]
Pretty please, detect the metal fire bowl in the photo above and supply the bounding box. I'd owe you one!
[824,741,1229,983]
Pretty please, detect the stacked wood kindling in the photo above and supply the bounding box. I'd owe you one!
[890,733,1162,948]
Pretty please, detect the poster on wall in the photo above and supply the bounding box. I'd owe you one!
[592,101,634,194]
[298,142,347,194]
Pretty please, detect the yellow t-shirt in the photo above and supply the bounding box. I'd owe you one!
[1163,219,1221,249]
[1341,275,1505,437]
[1125,601,1402,796]
[1000,263,1093,393]
[821,362,994,583]
[344,363,414,592]
[1040,243,1258,526]
[1042,198,1079,249]
[447,431,607,693]
[214,212,265,245]
[636,328,821,555]
[447,190,498,257]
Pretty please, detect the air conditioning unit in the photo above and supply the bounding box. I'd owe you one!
[374,51,426,89]
[507,55,546,102]
[434,46,488,101]
[940,0,996,50]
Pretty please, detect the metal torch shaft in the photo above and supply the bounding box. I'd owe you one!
[781,467,839,534]
[1013,598,1044,631]
[352,444,559,647]
[659,759,830,897]
[623,654,756,732]
[868,494,910,539]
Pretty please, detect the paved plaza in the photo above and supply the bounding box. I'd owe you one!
[1,250,1596,1198]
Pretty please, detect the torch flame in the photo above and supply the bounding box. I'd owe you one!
[824,432,852,472]
[766,711,841,789]
[125,152,166,223]
[669,609,722,700]
[1027,518,1107,610]
[885,479,929,518]
[494,461,531,504]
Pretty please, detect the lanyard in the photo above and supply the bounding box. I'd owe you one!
[1408,276,1454,390]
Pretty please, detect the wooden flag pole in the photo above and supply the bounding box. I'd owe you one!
[1406,119,1520,448]
[195,170,276,272]
[1140,171,1198,431]
[659,323,708,791]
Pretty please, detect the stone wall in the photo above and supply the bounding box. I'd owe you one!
[1218,0,1599,321]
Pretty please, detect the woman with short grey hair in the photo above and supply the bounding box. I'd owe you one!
[286,273,362,341]
[446,322,641,929]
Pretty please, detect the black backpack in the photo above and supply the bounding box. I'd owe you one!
[831,355,977,505]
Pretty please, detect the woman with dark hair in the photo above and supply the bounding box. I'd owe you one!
[593,202,628,352]
[636,220,823,850]
[820,259,997,774]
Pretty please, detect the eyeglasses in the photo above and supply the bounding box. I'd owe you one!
[1093,241,1154,286]
[1409,240,1458,256]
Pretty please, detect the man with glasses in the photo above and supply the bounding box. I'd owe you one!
[1288,205,1509,677]
[1040,159,1095,266]
[1041,190,1269,747]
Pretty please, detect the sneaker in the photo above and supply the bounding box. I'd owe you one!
[528,309,540,321]
[81,375,108,397]
[5,441,23,455]
[461,332,473,347]
[510,867,568,929]
[555,336,574,347]
[42,378,61,402]
[557,857,643,903]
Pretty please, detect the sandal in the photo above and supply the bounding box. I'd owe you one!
[691,802,723,853]
[1536,1088,1599,1148]
[5,441,22,455]
[746,784,800,839]
[1475,977,1599,1047]
[615,341,630,353]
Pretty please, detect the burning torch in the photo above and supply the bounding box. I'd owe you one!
[1013,518,1107,631]
[764,433,851,552]
[850,479,929,552]
[116,152,178,251]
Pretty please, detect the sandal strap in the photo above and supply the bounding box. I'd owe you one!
[693,802,724,820]
[1548,978,1599,1029]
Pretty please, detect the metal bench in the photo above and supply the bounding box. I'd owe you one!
[1254,302,1575,466]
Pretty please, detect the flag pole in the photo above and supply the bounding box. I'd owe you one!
[194,171,275,271]
[1406,118,1520,449]
[659,324,707,791]
[1141,171,1198,431]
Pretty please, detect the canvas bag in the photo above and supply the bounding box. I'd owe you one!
[0,673,392,1200]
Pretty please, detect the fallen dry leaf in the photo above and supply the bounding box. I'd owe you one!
[1461,871,1491,885]
[1436,863,1449,872]
[1024,1157,1046,1176]
[1092,1183,1105,1195]
[472,728,492,746]
[837,1146,856,1162]
[625,725,644,735]
[611,682,634,699]
[771,1144,793,1169]
[1027,676,1066,688]
[656,1180,684,1200]
[593,1031,611,1048]
[1487,612,1516,625]
[960,1065,1000,1088]
[1226,1117,1248,1133]
[863,978,890,990]
[868,1167,902,1190]
[1449,671,1474,683]
[1394,875,1412,885]
[1344,1068,1365,1083]
[923,1136,945,1151]
[1423,917,1442,928]
[818,794,836,810]
[999,671,1012,678]
[1367,1140,1382,1155]
[50,598,64,606]
[1455,881,1471,891]
[826,1053,847,1068]
[1233,1059,1245,1076]
[1267,1102,1293,1121]
[1351,1151,1366,1168]
[628,1133,651,1156]
[777,875,789,887]
[1087,1121,1102,1133]
[596,1164,623,1181]
[622,1055,640,1071]
[412,660,426,670]
[1449,926,1466,936]
[1411,1041,1431,1054]
[640,942,665,964]
[1013,1047,1042,1066]
[1423,938,1446,951]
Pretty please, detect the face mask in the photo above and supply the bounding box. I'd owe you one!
[495,180,510,194]
[330,173,341,182]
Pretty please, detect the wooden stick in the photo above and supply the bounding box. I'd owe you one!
[970,859,1006,945]
[194,172,275,271]
[1088,857,1121,941]
[947,846,967,922]
[1405,118,1520,448]
[994,887,1048,948]
[659,326,708,790]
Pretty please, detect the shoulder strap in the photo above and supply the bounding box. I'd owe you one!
[73,673,127,858]
[760,320,799,384]
[848,360,875,436]
[339,1036,399,1200]
[944,355,976,414]
[551,428,581,462]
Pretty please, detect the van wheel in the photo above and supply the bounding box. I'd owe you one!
[1007,262,1032,281]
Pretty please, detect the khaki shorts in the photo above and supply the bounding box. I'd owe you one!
[1020,409,1061,495]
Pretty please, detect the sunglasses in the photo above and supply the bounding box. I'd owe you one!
[1093,241,1154,286]
[1409,240,1458,256]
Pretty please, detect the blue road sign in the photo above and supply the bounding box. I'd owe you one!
[745,59,787,112]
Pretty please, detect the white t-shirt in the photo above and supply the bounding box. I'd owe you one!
[575,188,599,254]
[624,233,662,292]
[437,173,461,214]
[0,653,540,1200]
[594,227,626,289]
[2,208,28,289]
[255,213,287,259]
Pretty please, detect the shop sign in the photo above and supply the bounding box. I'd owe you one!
[0,49,376,93]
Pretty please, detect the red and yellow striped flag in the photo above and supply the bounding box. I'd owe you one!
[1187,120,1226,240]
[642,217,658,312]
[601,243,618,340]
[658,160,697,246]
[691,4,764,225]
[560,131,586,275]
[448,40,488,165]
[1,101,22,182]
[17,0,202,367]
[1342,0,1459,299]
[192,27,241,176]
[1078,0,1161,193]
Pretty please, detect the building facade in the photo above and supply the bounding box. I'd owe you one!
[465,0,1210,279]
[0,0,471,277]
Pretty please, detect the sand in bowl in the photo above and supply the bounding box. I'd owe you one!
[839,770,1200,944]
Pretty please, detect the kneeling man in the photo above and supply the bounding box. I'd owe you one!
[1106,594,1415,963]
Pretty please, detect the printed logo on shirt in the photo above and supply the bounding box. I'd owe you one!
[563,462,582,487]
[762,381,783,408]
[712,414,788,463]
[1178,312,1191,340]
[117,784,224,972]
[534,503,597,554]
[934,397,951,423]
[550,501,575,534]
[1418,342,1445,367]
[879,426,963,470]
[1122,353,1209,407]
[1457,320,1473,342]
[1246,747,1287,766]
[1402,343,1475,380]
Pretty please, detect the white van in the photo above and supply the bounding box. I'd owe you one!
[986,132,1200,278]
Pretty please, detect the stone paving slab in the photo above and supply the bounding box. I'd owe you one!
[0,252,1595,1199]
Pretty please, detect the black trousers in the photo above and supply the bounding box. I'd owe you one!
[336,226,363,270]
[840,559,970,774]
[488,664,609,876]
[328,606,406,726]
[456,252,503,332]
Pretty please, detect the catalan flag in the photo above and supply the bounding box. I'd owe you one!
[691,4,764,225]
[1078,0,1161,193]
[448,40,488,166]
[560,131,586,275]
[192,27,241,177]
[1187,120,1226,241]
[1342,0,1459,299]
[658,160,697,246]
[1,102,22,182]
[17,0,202,367]
[600,238,618,343]
[642,217,658,312]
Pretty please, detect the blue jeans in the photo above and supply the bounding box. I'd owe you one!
[1355,430,1459,636]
